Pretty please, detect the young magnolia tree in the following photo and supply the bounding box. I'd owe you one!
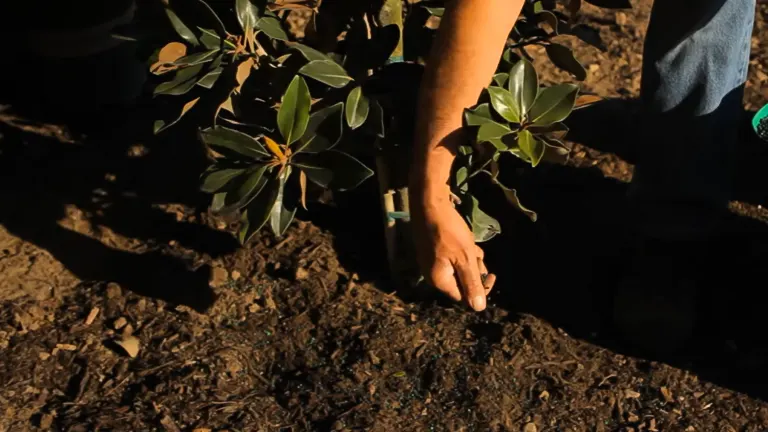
[146,0,616,274]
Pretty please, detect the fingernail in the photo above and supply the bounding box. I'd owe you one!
[470,295,486,311]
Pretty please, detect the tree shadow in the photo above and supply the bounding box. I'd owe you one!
[0,94,239,312]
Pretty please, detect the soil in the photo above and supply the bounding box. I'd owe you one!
[2,1,768,431]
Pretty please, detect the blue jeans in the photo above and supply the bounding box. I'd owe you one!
[628,0,756,240]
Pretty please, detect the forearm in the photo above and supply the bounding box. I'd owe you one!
[410,0,523,211]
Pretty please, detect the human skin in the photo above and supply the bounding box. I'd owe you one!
[409,0,525,311]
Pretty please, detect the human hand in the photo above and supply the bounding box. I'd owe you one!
[412,200,496,311]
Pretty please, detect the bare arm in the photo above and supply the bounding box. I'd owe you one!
[409,0,524,310]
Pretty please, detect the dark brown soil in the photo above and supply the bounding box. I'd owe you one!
[3,1,768,431]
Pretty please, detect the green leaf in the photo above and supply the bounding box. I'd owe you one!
[257,16,289,41]
[537,10,560,34]
[278,76,311,145]
[236,0,261,31]
[270,166,297,237]
[221,164,270,213]
[424,7,444,16]
[494,180,537,222]
[540,135,571,163]
[174,49,219,66]
[196,67,223,89]
[238,175,279,243]
[363,99,385,138]
[345,86,370,130]
[153,97,201,133]
[296,102,344,153]
[165,7,200,46]
[199,27,226,49]
[464,103,495,126]
[288,43,332,62]
[200,126,270,159]
[469,196,501,242]
[529,84,579,126]
[508,59,538,118]
[201,167,246,193]
[545,43,587,81]
[528,121,569,140]
[487,87,520,123]
[299,60,353,88]
[212,192,227,212]
[153,64,204,96]
[493,73,509,87]
[293,151,373,191]
[477,121,512,151]
[517,130,545,167]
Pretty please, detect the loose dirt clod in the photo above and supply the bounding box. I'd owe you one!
[209,267,228,287]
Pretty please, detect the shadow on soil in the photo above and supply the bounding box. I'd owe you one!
[316,98,768,403]
[0,95,235,312]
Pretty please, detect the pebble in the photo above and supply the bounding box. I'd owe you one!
[106,282,122,299]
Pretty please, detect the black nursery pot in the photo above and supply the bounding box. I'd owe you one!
[3,0,147,113]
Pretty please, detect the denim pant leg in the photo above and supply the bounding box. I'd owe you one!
[628,0,755,240]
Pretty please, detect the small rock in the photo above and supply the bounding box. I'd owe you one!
[615,11,627,26]
[122,324,134,337]
[39,352,51,360]
[295,267,309,281]
[231,270,242,281]
[524,422,537,432]
[40,413,54,429]
[55,344,77,351]
[210,267,229,287]
[113,317,128,330]
[115,335,140,358]
[106,282,122,299]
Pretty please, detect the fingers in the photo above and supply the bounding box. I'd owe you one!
[475,245,496,295]
[429,260,462,303]
[455,254,487,311]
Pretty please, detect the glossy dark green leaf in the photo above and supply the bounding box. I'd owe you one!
[529,83,579,126]
[199,27,224,49]
[469,196,501,242]
[165,7,200,46]
[288,42,331,62]
[299,60,353,88]
[236,0,261,31]
[296,102,344,153]
[196,67,222,89]
[200,126,270,159]
[494,180,537,222]
[569,24,606,51]
[517,130,545,167]
[292,151,373,191]
[508,59,538,118]
[501,48,521,70]
[238,175,279,243]
[278,76,311,145]
[464,103,495,126]
[257,16,289,41]
[345,86,370,130]
[221,164,270,213]
[488,87,520,123]
[270,166,297,237]
[363,99,385,138]
[173,49,219,66]
[493,73,509,87]
[545,43,587,81]
[201,168,246,193]
[540,135,571,164]
[528,121,568,140]
[153,64,204,95]
[477,122,511,151]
